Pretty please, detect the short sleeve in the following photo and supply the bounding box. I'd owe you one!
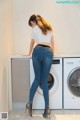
[31,29,36,40]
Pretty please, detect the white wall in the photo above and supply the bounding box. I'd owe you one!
[0,0,13,112]
[12,0,80,55]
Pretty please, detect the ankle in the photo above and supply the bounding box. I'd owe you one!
[44,107,51,114]
[43,108,51,118]
[26,101,32,108]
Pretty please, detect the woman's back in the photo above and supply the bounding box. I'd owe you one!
[32,25,53,46]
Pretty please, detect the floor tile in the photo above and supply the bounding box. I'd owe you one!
[8,110,80,120]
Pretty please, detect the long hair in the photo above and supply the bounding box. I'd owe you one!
[28,14,53,35]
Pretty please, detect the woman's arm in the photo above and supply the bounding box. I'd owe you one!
[28,39,35,56]
[51,35,54,53]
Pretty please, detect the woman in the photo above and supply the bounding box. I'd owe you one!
[26,14,54,118]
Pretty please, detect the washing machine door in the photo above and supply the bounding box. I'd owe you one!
[68,67,80,97]
[37,59,59,95]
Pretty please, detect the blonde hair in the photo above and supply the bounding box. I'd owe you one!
[28,14,53,35]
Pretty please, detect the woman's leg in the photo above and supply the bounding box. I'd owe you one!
[40,56,52,108]
[39,46,53,109]
[29,52,41,103]
[26,46,41,116]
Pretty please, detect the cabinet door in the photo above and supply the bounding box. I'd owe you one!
[11,59,30,110]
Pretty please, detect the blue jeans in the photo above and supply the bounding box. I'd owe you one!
[29,45,53,108]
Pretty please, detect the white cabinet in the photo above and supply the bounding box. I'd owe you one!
[8,57,30,111]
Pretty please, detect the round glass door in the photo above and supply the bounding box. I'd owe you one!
[68,68,80,97]
[37,73,55,95]
[39,73,54,90]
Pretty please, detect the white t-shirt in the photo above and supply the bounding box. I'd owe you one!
[31,25,53,43]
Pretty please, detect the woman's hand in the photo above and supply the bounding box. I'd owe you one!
[22,53,31,56]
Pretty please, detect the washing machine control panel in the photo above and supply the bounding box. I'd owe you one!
[52,59,60,64]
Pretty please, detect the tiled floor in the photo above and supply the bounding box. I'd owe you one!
[8,109,80,120]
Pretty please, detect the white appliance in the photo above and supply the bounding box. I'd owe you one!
[30,57,62,109]
[63,58,80,109]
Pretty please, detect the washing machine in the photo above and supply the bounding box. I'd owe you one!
[30,57,62,109]
[63,57,80,109]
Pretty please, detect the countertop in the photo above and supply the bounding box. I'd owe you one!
[9,54,80,59]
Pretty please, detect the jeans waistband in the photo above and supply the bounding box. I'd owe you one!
[37,44,50,48]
